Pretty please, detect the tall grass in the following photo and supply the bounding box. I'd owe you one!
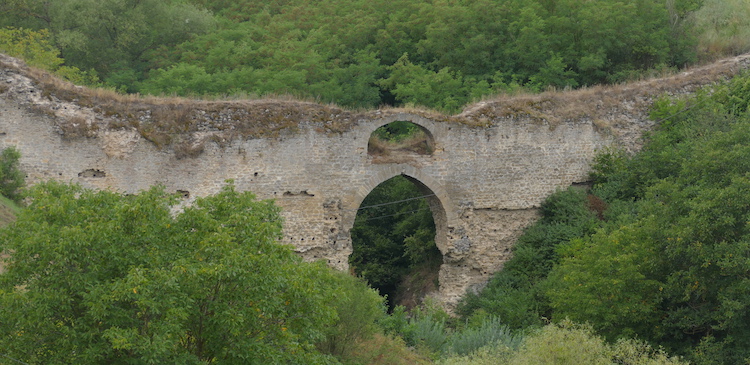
[0,195,19,228]
[445,317,522,356]
[387,306,523,359]
[693,0,750,58]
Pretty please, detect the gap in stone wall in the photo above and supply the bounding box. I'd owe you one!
[78,169,106,178]
[349,175,442,311]
[368,121,435,164]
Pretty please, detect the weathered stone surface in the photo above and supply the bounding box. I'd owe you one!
[2,53,749,309]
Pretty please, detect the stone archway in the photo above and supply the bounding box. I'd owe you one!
[343,165,458,304]
[367,120,436,162]
[343,165,457,252]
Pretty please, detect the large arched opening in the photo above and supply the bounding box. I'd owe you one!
[347,172,450,310]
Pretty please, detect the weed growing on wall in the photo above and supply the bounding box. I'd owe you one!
[0,147,24,203]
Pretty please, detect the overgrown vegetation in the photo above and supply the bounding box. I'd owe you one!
[438,320,686,365]
[350,175,441,310]
[368,121,433,158]
[459,69,750,364]
[0,182,340,363]
[0,27,99,85]
[2,0,749,113]
[4,1,750,363]
[0,195,20,229]
[0,147,25,203]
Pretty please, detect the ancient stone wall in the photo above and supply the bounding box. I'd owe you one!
[2,53,749,308]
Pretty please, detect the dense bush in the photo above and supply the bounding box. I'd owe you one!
[0,147,25,203]
[457,186,601,328]
[438,321,686,365]
[543,71,750,363]
[377,300,525,360]
[316,273,386,359]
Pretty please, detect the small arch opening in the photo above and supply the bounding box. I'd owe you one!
[349,175,442,311]
[368,121,434,163]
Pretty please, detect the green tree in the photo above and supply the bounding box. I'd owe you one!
[0,147,24,203]
[457,187,600,329]
[0,27,97,84]
[350,175,440,307]
[1,0,215,89]
[0,27,63,70]
[1,0,708,111]
[0,181,339,364]
[542,72,750,363]
[378,54,480,113]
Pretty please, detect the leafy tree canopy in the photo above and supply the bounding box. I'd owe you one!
[1,0,730,113]
[0,181,342,364]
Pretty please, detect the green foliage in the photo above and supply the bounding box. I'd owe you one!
[589,146,632,200]
[712,69,750,115]
[378,54,490,113]
[0,27,98,84]
[350,175,440,307]
[0,147,24,203]
[372,120,422,143]
[382,303,522,360]
[138,63,222,96]
[544,225,664,340]
[0,182,340,364]
[509,321,613,364]
[693,0,750,57]
[444,316,522,356]
[316,272,386,359]
[438,321,686,365]
[0,195,20,229]
[1,0,214,89]
[333,332,432,365]
[0,27,63,70]
[540,72,750,364]
[437,343,516,365]
[507,321,686,365]
[528,53,578,91]
[457,187,600,329]
[2,0,710,110]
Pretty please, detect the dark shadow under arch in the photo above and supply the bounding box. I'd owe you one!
[349,174,443,309]
[343,166,457,255]
[344,166,457,309]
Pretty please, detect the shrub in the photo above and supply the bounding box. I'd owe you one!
[444,316,522,356]
[317,272,386,358]
[0,147,24,202]
[506,321,686,365]
[457,187,600,328]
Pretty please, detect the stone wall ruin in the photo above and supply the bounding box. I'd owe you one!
[2,53,749,308]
